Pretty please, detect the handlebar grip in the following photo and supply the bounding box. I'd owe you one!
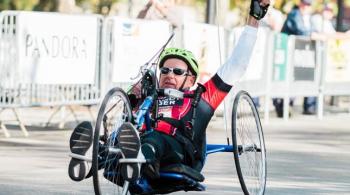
[157,89,165,96]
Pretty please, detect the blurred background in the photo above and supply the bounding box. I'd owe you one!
[1,1,350,194]
[1,0,350,132]
[0,0,349,31]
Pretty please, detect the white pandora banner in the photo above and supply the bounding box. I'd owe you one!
[17,12,99,84]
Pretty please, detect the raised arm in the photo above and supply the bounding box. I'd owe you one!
[217,0,269,86]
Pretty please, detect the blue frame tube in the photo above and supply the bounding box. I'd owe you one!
[144,110,152,131]
[206,144,234,155]
[135,96,153,129]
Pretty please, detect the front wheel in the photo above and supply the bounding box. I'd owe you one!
[92,87,133,195]
[232,91,267,195]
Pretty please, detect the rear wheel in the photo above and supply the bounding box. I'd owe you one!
[232,91,266,195]
[92,87,133,195]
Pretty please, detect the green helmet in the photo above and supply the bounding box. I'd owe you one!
[159,48,199,77]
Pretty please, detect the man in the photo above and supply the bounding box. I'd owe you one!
[311,3,336,34]
[281,0,313,35]
[273,0,316,117]
[68,0,270,181]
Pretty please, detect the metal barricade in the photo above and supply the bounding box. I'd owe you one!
[100,17,172,94]
[263,34,321,121]
[232,27,272,98]
[227,31,323,122]
[224,27,273,123]
[318,36,350,119]
[1,11,349,138]
[0,11,103,137]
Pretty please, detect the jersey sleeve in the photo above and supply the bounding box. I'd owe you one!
[201,74,232,110]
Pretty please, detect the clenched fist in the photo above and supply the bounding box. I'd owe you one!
[249,0,270,20]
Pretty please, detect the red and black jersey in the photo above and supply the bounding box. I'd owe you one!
[154,73,232,170]
[155,74,231,135]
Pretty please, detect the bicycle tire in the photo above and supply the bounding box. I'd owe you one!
[92,87,133,195]
[232,90,267,195]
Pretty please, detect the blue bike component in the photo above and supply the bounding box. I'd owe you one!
[99,88,239,194]
[159,172,206,190]
[109,130,118,145]
[130,177,153,194]
[130,173,206,194]
[135,96,154,130]
[144,109,152,132]
[206,144,234,155]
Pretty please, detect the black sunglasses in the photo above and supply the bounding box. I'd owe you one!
[160,67,189,76]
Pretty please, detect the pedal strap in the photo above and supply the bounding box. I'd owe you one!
[69,153,92,162]
[119,158,147,163]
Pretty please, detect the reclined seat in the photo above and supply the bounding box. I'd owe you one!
[130,163,205,195]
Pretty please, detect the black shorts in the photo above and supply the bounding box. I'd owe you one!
[141,130,186,167]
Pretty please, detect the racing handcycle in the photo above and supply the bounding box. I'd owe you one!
[88,66,266,195]
[73,33,267,195]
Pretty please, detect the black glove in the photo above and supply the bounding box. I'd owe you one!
[250,0,269,20]
[128,94,139,109]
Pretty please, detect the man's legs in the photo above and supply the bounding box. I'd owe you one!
[68,122,186,182]
[273,98,283,118]
[303,96,317,115]
[141,131,185,179]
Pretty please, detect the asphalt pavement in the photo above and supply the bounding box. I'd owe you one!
[0,107,349,195]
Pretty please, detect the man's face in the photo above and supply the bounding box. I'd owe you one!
[159,58,195,90]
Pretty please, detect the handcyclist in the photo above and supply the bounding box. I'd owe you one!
[68,0,270,182]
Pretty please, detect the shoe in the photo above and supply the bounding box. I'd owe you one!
[117,122,141,182]
[68,121,93,181]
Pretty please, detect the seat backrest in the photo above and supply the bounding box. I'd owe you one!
[160,163,205,182]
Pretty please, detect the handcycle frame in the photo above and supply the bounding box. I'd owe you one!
[111,86,236,195]
[92,34,266,195]
[126,70,235,193]
[92,80,266,195]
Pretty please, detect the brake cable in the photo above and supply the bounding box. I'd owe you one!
[215,0,230,146]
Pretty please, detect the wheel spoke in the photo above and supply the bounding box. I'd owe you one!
[232,91,266,195]
[92,88,133,195]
